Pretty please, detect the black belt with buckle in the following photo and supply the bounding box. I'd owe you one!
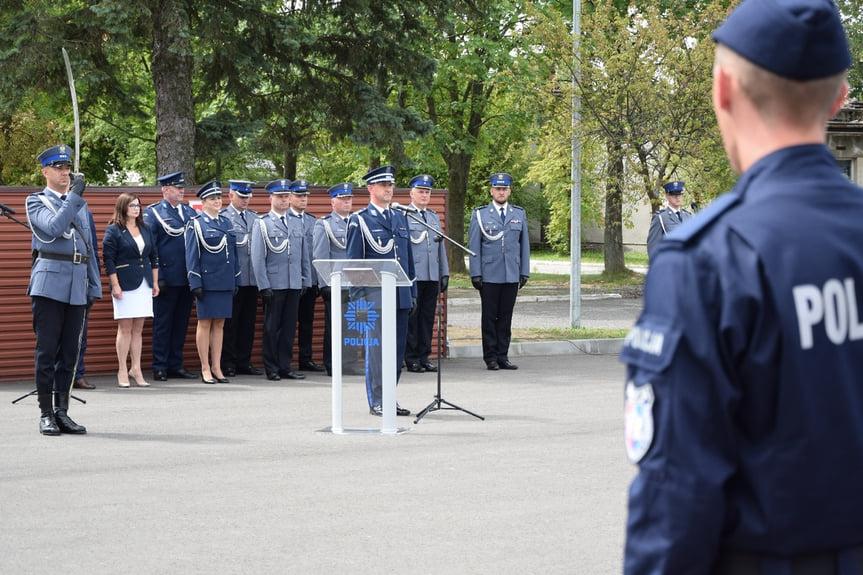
[37,251,90,264]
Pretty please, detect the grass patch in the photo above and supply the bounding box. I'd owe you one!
[514,327,630,341]
[448,269,643,289]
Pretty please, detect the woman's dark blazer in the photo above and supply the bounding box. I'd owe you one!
[102,222,160,291]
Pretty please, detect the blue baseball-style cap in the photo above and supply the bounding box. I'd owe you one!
[228,180,254,197]
[363,165,396,185]
[328,183,354,198]
[712,0,851,81]
[662,181,685,195]
[265,179,292,195]
[289,179,310,194]
[157,171,186,188]
[409,174,435,190]
[37,145,73,168]
[196,180,222,200]
[490,173,513,187]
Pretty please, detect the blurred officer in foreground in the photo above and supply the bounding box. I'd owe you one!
[621,1,863,573]
[220,180,262,377]
[646,180,693,260]
[27,145,101,435]
[404,174,449,373]
[250,179,310,381]
[346,165,416,416]
[291,178,326,373]
[312,182,357,376]
[468,172,530,371]
[144,171,198,382]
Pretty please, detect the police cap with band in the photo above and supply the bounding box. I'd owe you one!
[712,0,851,81]
[363,165,396,185]
[229,180,254,197]
[490,173,513,188]
[265,179,292,195]
[196,180,222,200]
[37,145,73,168]
[289,179,310,195]
[328,183,354,198]
[662,181,685,195]
[409,174,435,190]
[157,171,186,188]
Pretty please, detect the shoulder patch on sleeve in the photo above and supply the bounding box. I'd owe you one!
[620,314,682,374]
[625,381,655,463]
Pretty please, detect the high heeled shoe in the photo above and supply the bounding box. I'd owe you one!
[213,373,230,383]
[201,373,216,384]
[118,380,131,388]
[130,372,150,387]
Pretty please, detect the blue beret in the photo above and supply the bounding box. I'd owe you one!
[662,181,685,195]
[157,171,186,188]
[327,183,354,198]
[228,180,254,197]
[37,145,73,167]
[409,174,434,189]
[712,0,851,81]
[363,165,396,185]
[289,179,310,194]
[196,180,222,200]
[490,173,513,187]
[265,179,292,194]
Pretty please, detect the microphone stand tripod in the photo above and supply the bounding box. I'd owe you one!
[2,207,86,406]
[396,208,483,423]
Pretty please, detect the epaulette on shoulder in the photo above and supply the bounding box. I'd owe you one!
[670,191,740,245]
[247,208,258,215]
[321,214,333,220]
[145,201,161,210]
[427,208,437,214]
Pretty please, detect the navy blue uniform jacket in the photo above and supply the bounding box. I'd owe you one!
[102,223,159,291]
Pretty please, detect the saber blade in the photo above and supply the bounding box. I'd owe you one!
[61,47,80,174]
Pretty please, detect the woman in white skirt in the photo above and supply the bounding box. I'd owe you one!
[103,192,160,387]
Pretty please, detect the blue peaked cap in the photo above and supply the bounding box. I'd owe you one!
[229,180,254,197]
[37,145,73,167]
[662,181,685,195]
[328,183,354,198]
[196,180,222,199]
[712,0,851,81]
[490,173,513,187]
[289,179,310,194]
[265,179,292,194]
[363,165,396,185]
[157,171,186,188]
[409,174,435,189]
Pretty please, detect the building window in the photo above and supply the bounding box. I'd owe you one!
[837,159,853,181]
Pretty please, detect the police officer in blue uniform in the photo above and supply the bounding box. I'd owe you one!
[185,181,239,384]
[312,182,355,376]
[622,2,863,573]
[346,165,417,416]
[143,171,198,381]
[646,180,693,260]
[468,172,530,371]
[404,174,449,373]
[291,178,326,373]
[27,145,102,435]
[220,180,262,377]
[250,179,310,381]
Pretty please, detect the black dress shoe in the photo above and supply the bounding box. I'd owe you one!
[40,413,61,436]
[498,359,518,370]
[153,370,168,381]
[223,367,236,377]
[370,405,383,416]
[266,372,281,381]
[299,361,326,372]
[280,370,306,380]
[396,403,411,416]
[406,362,424,373]
[237,364,263,376]
[73,377,96,389]
[486,361,500,370]
[420,360,437,372]
[201,375,216,384]
[168,368,197,379]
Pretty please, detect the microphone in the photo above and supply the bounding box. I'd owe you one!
[390,202,418,213]
[0,202,16,214]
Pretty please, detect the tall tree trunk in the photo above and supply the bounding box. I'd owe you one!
[444,151,470,274]
[151,0,195,184]
[604,145,626,274]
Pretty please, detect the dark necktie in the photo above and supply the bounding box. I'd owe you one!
[280,215,287,228]
[240,211,246,225]
[383,209,390,223]
[60,195,67,201]
[499,207,506,223]
[421,210,427,222]
[675,211,681,223]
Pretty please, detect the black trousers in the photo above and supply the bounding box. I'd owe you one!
[32,296,87,396]
[152,285,193,371]
[221,285,258,369]
[262,289,300,375]
[297,286,318,364]
[405,280,439,364]
[479,282,518,364]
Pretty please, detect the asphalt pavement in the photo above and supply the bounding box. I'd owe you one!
[1,260,644,575]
